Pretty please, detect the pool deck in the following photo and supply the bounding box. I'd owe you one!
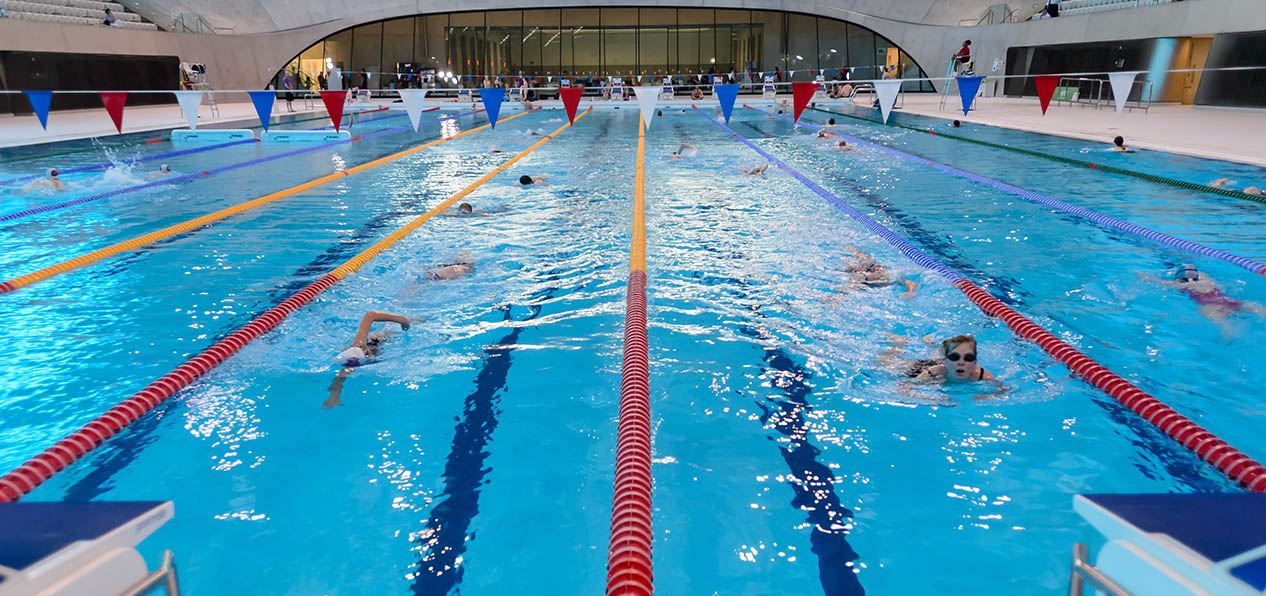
[890,95,1266,168]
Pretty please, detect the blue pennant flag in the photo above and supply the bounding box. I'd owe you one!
[23,91,52,131]
[247,91,276,131]
[714,84,739,124]
[956,76,984,116]
[478,87,505,129]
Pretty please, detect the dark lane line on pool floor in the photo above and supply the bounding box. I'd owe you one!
[721,114,1228,492]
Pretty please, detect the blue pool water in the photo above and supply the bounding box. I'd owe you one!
[1,102,1264,594]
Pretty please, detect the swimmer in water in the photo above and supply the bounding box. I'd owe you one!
[22,168,67,193]
[835,140,853,152]
[1139,264,1265,331]
[951,120,961,128]
[879,333,1006,402]
[670,143,698,159]
[443,202,483,217]
[519,174,547,185]
[325,311,412,408]
[825,118,837,127]
[1209,179,1264,195]
[741,163,770,176]
[837,245,917,298]
[691,87,705,101]
[146,164,172,179]
[656,110,663,118]
[423,251,476,281]
[1108,135,1130,152]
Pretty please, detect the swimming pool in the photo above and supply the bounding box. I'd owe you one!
[2,101,1264,594]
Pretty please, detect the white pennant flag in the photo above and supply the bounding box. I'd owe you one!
[874,80,903,124]
[634,86,661,131]
[173,91,203,130]
[398,89,429,131]
[1108,72,1138,114]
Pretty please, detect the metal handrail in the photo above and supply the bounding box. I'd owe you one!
[120,549,180,596]
[1069,543,1132,596]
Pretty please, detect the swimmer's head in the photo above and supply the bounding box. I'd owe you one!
[837,140,848,148]
[828,118,836,125]
[47,168,59,179]
[160,164,170,172]
[519,175,534,185]
[656,110,663,117]
[1173,264,1199,283]
[335,346,368,367]
[952,120,961,128]
[777,109,784,115]
[941,335,979,382]
[458,202,473,213]
[1113,135,1125,147]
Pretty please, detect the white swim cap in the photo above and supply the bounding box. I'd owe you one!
[336,346,367,367]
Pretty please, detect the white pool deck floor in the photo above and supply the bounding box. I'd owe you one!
[1,93,1264,169]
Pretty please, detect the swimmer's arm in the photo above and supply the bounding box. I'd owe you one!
[353,311,411,346]
[900,278,918,299]
[1136,271,1178,288]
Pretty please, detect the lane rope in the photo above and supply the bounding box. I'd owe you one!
[0,138,257,188]
[698,107,1266,492]
[808,106,1266,206]
[0,109,485,223]
[753,106,1266,276]
[0,108,591,503]
[607,116,654,596]
[0,108,528,295]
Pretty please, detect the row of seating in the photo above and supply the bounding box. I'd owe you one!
[1060,0,1172,15]
[0,0,138,20]
[32,0,124,13]
[1,9,157,28]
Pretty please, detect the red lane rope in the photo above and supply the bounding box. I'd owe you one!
[608,269,654,596]
[955,279,1266,491]
[0,274,339,502]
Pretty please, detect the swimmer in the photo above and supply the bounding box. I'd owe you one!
[879,333,1006,401]
[836,245,916,298]
[825,118,837,128]
[443,202,484,217]
[146,164,172,179]
[1210,178,1232,188]
[691,87,705,101]
[22,168,67,193]
[1209,179,1263,195]
[715,107,722,116]
[951,120,961,128]
[741,163,770,176]
[489,148,506,154]
[1108,135,1130,152]
[835,140,853,152]
[656,110,664,118]
[670,143,698,160]
[815,129,833,139]
[423,252,475,281]
[519,174,547,185]
[1139,264,1265,331]
[325,311,412,408]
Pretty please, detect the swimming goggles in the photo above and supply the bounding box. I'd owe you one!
[946,352,976,362]
[1174,267,1199,283]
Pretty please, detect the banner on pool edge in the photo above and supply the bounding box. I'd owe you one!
[23,91,52,131]
[1035,75,1060,115]
[873,80,902,124]
[248,91,275,132]
[956,76,984,116]
[634,86,660,130]
[1108,72,1138,114]
[99,92,128,134]
[173,91,203,130]
[478,88,505,129]
[791,82,817,122]
[320,91,347,131]
[561,87,583,124]
[397,89,429,132]
[714,84,739,124]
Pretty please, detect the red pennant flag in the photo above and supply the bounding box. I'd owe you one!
[561,86,583,124]
[791,82,817,123]
[99,92,127,134]
[1035,75,1060,115]
[320,91,347,131]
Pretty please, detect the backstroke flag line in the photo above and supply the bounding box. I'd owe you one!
[791,82,817,122]
[173,91,203,130]
[1035,75,1060,115]
[874,80,902,124]
[247,91,275,131]
[956,76,984,116]
[561,87,583,124]
[634,86,660,130]
[714,84,739,124]
[99,92,128,134]
[398,89,429,131]
[24,91,52,131]
[319,91,347,131]
[478,88,505,129]
[1109,72,1139,114]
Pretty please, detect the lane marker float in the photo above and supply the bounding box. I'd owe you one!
[0,108,591,502]
[700,107,1266,492]
[0,108,527,295]
[607,116,654,596]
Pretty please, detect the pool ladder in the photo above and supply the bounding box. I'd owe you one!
[1069,543,1133,596]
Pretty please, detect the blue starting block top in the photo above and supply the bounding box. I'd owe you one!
[0,501,172,590]
[1076,493,1266,595]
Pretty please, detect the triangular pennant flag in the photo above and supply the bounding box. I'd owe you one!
[791,82,817,122]
[873,80,902,124]
[956,76,984,116]
[1035,75,1060,115]
[634,86,660,130]
[320,91,347,131]
[561,86,583,124]
[248,91,275,131]
[99,92,127,134]
[172,91,203,130]
[398,89,429,131]
[1108,72,1138,114]
[478,88,505,129]
[548,76,553,82]
[23,91,52,131]
[714,83,739,124]
[637,75,642,82]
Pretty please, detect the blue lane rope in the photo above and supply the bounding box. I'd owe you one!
[0,110,479,223]
[750,105,1266,276]
[691,107,963,283]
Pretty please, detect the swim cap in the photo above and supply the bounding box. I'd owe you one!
[1174,264,1199,281]
[161,164,170,172]
[519,175,533,185]
[47,168,59,177]
[336,346,367,367]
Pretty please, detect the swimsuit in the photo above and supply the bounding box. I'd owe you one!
[1184,287,1243,310]
[906,359,939,378]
